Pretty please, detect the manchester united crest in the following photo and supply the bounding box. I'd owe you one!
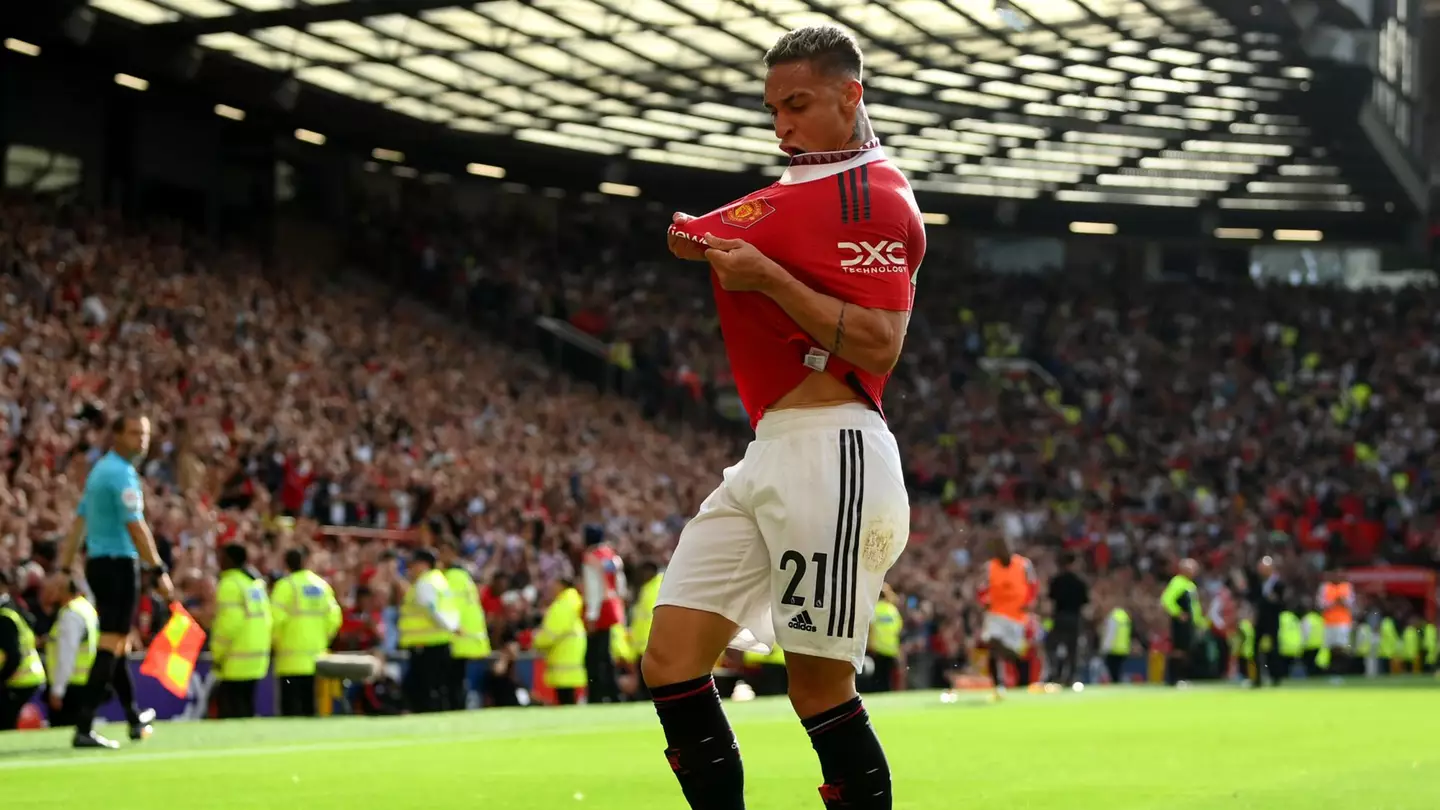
[720,198,776,229]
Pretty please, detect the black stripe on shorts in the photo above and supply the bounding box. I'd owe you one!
[828,429,865,639]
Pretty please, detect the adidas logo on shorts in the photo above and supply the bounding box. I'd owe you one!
[787,610,818,633]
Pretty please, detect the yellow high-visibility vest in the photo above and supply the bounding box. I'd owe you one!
[1236,619,1255,659]
[46,597,98,687]
[1108,608,1132,656]
[631,574,663,657]
[1379,618,1400,658]
[611,623,636,665]
[1278,612,1304,658]
[534,587,586,689]
[398,570,458,649]
[1302,612,1325,651]
[445,567,491,660]
[1401,626,1420,664]
[869,600,903,658]
[213,569,273,682]
[271,570,342,676]
[0,605,44,688]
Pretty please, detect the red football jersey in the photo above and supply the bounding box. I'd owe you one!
[669,139,925,428]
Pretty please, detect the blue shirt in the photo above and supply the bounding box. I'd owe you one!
[80,451,144,559]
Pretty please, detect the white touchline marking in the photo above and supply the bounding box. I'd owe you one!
[0,705,814,772]
[0,721,633,772]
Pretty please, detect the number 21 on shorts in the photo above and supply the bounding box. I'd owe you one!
[780,550,829,609]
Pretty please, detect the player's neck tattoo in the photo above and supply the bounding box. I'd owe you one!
[847,107,875,150]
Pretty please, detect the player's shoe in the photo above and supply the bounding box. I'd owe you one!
[73,731,120,750]
[987,687,1006,704]
[129,708,157,741]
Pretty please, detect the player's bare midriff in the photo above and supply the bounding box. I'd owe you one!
[767,369,869,412]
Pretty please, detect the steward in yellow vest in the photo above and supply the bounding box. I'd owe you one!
[1400,619,1422,674]
[1301,610,1326,675]
[271,548,341,717]
[533,578,586,705]
[399,549,460,713]
[0,575,45,730]
[439,541,491,711]
[1234,617,1256,681]
[1101,606,1132,684]
[631,563,663,660]
[212,544,273,719]
[1378,617,1400,673]
[1423,623,1438,672]
[867,585,903,693]
[1277,611,1304,674]
[43,575,99,727]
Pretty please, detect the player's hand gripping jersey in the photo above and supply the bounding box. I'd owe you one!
[668,139,926,427]
[657,140,924,670]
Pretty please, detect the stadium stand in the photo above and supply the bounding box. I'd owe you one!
[1,0,1436,724]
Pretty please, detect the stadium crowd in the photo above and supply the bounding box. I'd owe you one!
[2,183,1438,711]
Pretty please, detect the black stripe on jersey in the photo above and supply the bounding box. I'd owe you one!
[836,174,850,224]
[846,431,865,639]
[860,163,871,222]
[847,168,861,223]
[828,429,851,637]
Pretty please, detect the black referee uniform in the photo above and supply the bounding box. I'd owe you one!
[60,420,162,749]
[1248,570,1288,687]
[1046,553,1089,685]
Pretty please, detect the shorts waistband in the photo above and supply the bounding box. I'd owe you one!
[755,403,887,440]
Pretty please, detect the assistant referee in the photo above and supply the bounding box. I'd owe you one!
[59,414,171,749]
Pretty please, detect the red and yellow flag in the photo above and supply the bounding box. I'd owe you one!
[140,603,207,698]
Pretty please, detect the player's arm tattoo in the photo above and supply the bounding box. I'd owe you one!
[832,303,847,354]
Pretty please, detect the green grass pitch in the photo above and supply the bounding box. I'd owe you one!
[2,682,1436,809]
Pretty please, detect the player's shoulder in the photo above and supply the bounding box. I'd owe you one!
[824,159,919,225]
[91,455,125,484]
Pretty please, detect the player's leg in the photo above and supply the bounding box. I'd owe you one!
[758,419,909,810]
[74,558,139,747]
[108,643,151,732]
[645,473,770,810]
[981,614,1022,696]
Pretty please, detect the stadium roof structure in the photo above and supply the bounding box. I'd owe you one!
[51,0,1427,235]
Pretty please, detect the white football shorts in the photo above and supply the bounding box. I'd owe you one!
[981,613,1028,653]
[656,403,909,672]
[1323,623,1352,649]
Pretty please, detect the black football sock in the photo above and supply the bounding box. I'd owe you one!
[988,652,1003,689]
[650,675,745,810]
[111,656,142,725]
[803,696,891,809]
[1016,660,1032,687]
[77,650,118,735]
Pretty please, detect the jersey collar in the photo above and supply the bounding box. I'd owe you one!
[778,138,887,186]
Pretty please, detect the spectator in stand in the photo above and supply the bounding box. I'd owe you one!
[3,187,1437,704]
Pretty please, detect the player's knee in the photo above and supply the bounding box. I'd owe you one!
[642,606,734,689]
[784,653,856,718]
